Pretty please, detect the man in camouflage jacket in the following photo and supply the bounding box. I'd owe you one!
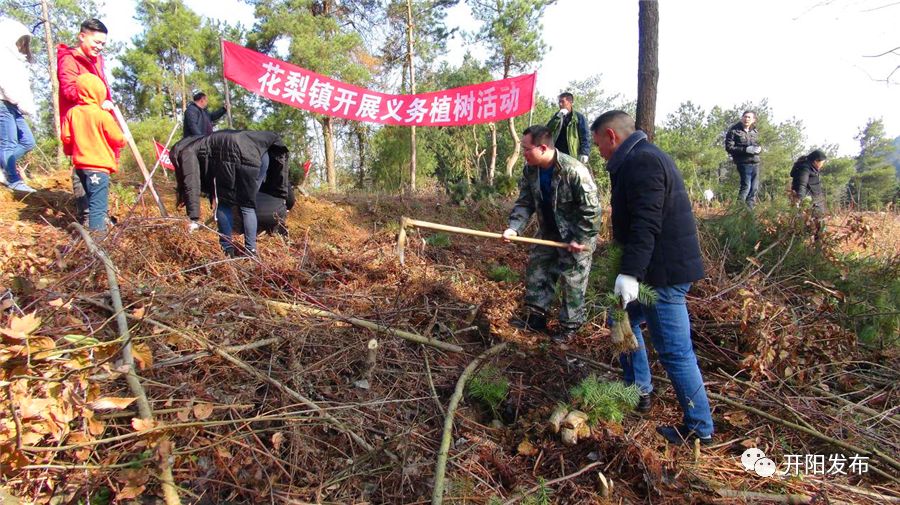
[502,125,602,343]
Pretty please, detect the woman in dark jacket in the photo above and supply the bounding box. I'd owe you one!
[791,149,827,239]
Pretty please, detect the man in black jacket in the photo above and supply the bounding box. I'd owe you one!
[724,110,762,208]
[591,110,714,446]
[183,90,227,138]
[171,130,292,257]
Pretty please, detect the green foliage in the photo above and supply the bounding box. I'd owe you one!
[487,264,519,283]
[465,365,509,418]
[117,117,179,180]
[521,478,552,505]
[108,182,137,213]
[425,232,452,248]
[569,375,641,425]
[702,200,900,346]
[655,100,807,204]
[113,0,228,119]
[850,118,899,209]
[492,173,518,196]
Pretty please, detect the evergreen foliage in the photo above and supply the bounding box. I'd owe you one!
[568,375,641,425]
[465,365,509,418]
[487,264,519,283]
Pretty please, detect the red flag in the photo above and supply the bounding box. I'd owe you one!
[221,40,535,127]
[154,140,175,171]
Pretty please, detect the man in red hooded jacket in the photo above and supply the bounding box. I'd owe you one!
[57,18,113,224]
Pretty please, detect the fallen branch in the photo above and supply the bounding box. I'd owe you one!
[432,342,507,505]
[70,223,180,505]
[502,461,604,505]
[222,294,465,353]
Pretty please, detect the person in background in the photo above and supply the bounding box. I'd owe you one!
[183,89,228,138]
[546,92,591,165]
[57,18,114,223]
[790,149,828,240]
[0,18,37,193]
[591,110,714,446]
[61,74,125,231]
[725,110,762,208]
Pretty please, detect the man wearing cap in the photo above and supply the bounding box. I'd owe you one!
[183,90,227,138]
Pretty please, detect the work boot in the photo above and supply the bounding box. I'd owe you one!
[551,326,579,344]
[636,393,652,414]
[656,425,712,446]
[510,312,547,333]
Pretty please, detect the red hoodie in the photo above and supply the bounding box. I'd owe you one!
[56,44,111,127]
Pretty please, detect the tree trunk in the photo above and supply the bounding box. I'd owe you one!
[636,0,659,142]
[487,123,497,185]
[406,0,417,192]
[356,125,367,189]
[502,63,520,178]
[505,117,520,177]
[40,0,63,162]
[322,116,336,190]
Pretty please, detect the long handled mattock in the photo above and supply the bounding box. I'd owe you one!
[396,216,567,265]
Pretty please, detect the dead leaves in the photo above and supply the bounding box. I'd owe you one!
[89,397,137,410]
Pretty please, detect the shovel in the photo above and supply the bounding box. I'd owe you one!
[396,216,567,264]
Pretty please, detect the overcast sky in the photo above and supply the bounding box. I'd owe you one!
[105,0,898,156]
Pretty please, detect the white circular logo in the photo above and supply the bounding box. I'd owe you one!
[754,457,777,477]
[741,448,766,472]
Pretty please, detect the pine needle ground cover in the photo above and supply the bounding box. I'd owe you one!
[0,172,897,504]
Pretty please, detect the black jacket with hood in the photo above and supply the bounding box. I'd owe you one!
[791,157,824,209]
[171,130,293,222]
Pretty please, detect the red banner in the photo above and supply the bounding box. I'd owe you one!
[221,40,535,127]
[154,140,175,171]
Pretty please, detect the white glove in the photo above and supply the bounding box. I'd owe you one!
[102,100,115,111]
[745,146,761,154]
[557,108,569,117]
[502,228,518,241]
[578,155,589,164]
[614,274,639,306]
[188,221,200,233]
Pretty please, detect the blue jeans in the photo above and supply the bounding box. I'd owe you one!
[216,205,257,253]
[737,163,759,207]
[76,170,110,231]
[618,283,714,436]
[257,151,270,189]
[0,101,36,184]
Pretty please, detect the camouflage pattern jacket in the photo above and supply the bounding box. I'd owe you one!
[508,151,602,245]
